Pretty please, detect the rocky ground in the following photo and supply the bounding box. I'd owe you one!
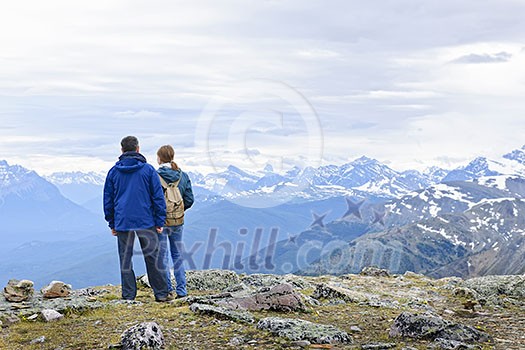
[0,268,523,349]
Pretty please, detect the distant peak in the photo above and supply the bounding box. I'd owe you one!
[0,160,8,167]
[263,164,274,173]
[351,156,378,165]
[227,165,242,173]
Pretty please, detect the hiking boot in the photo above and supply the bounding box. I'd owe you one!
[155,294,175,303]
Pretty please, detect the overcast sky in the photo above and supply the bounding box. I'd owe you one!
[1,0,525,175]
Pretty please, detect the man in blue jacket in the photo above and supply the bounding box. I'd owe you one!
[103,136,171,302]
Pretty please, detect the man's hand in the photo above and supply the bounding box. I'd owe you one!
[111,229,117,236]
[156,227,163,234]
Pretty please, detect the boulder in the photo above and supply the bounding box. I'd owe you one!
[461,275,525,301]
[41,309,63,322]
[360,266,391,277]
[189,303,255,324]
[216,283,307,312]
[186,270,241,291]
[121,322,164,350]
[41,281,72,299]
[389,312,491,344]
[3,279,34,302]
[257,317,352,344]
[312,283,370,303]
[241,274,312,290]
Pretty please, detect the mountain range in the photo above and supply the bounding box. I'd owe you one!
[2,145,525,287]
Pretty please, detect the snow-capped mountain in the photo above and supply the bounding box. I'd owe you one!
[0,161,105,244]
[442,156,525,182]
[44,171,106,205]
[45,171,106,186]
[192,156,446,203]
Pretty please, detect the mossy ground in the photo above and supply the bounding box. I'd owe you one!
[0,275,522,349]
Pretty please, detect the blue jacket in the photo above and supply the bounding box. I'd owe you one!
[157,166,194,210]
[103,152,166,231]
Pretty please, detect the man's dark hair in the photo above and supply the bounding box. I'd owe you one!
[121,136,139,152]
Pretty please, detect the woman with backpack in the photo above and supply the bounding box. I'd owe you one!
[156,145,194,298]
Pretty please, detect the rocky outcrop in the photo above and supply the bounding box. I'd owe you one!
[120,322,164,350]
[360,266,391,277]
[3,279,34,302]
[189,303,255,324]
[41,281,72,299]
[186,269,241,291]
[216,283,307,312]
[389,312,491,345]
[461,275,525,302]
[257,317,353,344]
[240,274,312,290]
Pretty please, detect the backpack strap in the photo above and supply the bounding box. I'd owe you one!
[159,175,181,188]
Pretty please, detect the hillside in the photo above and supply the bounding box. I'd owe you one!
[0,269,523,349]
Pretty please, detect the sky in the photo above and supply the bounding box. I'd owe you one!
[1,0,525,175]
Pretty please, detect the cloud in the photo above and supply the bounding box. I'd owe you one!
[2,1,525,174]
[451,52,512,64]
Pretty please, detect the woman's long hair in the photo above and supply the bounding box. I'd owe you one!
[157,145,179,171]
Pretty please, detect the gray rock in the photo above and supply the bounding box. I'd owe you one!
[461,275,525,301]
[216,283,307,312]
[431,338,482,349]
[361,343,396,349]
[241,274,312,290]
[41,309,64,322]
[74,288,110,297]
[312,283,373,304]
[30,336,46,344]
[453,287,479,300]
[3,279,34,302]
[186,270,241,291]
[121,322,164,350]
[189,303,255,324]
[257,317,352,344]
[228,337,246,346]
[41,281,72,299]
[350,326,363,332]
[360,266,391,277]
[389,311,491,344]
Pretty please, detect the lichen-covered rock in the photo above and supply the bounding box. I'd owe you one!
[41,309,63,322]
[216,283,307,312]
[453,287,479,300]
[121,322,164,350]
[257,317,352,344]
[186,270,241,291]
[360,266,391,277]
[312,283,370,303]
[41,281,72,299]
[241,274,312,290]
[461,275,525,301]
[3,279,34,302]
[189,303,255,324]
[389,312,491,344]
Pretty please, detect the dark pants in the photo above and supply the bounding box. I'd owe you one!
[117,228,168,300]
